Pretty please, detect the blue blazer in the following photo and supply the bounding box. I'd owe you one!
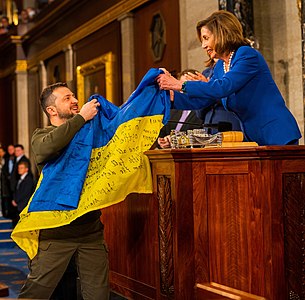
[174,46,301,145]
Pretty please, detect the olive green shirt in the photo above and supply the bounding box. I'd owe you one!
[31,114,86,173]
[31,114,102,236]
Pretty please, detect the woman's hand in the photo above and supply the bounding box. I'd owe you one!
[157,73,183,92]
[157,136,171,148]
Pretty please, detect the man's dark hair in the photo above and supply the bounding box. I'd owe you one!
[40,82,68,117]
[1,16,9,22]
[14,144,24,150]
[18,161,29,169]
[177,69,200,80]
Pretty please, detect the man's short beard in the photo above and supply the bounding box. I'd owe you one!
[58,112,75,120]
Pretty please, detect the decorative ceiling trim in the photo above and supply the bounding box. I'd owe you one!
[16,60,28,72]
[27,0,150,68]
[0,65,16,79]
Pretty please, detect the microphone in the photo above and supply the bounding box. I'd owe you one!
[167,120,232,132]
[204,121,232,132]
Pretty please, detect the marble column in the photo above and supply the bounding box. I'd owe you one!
[15,60,30,156]
[253,1,304,142]
[39,60,49,127]
[64,44,74,87]
[118,13,135,102]
[179,0,218,71]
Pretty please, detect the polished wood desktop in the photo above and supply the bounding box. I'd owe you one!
[102,146,305,299]
[0,283,8,297]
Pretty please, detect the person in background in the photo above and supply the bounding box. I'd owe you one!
[26,7,36,21]
[178,62,242,135]
[157,10,301,146]
[10,144,32,196]
[6,145,15,174]
[0,16,14,35]
[1,144,16,219]
[17,9,33,35]
[19,9,29,24]
[11,161,36,227]
[157,69,203,149]
[18,82,109,300]
[0,147,6,216]
[0,147,5,169]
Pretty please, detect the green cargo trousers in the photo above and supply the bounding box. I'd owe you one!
[18,228,109,300]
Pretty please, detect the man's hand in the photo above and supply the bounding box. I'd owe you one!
[183,71,208,82]
[12,200,17,207]
[158,136,171,148]
[79,99,100,121]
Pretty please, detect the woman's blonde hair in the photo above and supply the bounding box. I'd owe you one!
[196,10,250,57]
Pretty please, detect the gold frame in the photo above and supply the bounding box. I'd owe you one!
[76,52,115,107]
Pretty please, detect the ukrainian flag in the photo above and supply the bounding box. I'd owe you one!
[11,68,170,259]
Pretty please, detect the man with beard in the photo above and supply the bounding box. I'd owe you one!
[19,82,109,300]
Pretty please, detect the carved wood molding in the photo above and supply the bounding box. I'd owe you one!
[283,173,305,300]
[76,52,115,107]
[26,0,150,68]
[157,175,174,298]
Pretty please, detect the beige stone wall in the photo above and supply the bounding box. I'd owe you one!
[253,0,303,143]
[179,0,304,143]
[179,0,218,71]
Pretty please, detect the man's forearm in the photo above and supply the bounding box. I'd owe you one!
[31,114,86,166]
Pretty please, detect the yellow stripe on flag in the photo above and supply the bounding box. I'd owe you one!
[12,115,163,259]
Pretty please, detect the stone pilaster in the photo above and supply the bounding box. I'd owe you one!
[15,60,29,156]
[118,13,135,102]
[179,0,218,71]
[39,60,49,127]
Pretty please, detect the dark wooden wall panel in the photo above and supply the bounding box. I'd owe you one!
[73,21,122,106]
[103,145,305,299]
[101,193,158,298]
[27,67,43,177]
[207,173,252,292]
[283,173,305,299]
[24,0,120,59]
[45,51,66,85]
[0,75,15,147]
[133,0,181,85]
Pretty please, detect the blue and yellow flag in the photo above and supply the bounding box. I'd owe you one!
[11,68,170,259]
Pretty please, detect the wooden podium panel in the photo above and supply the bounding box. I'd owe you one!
[102,146,305,300]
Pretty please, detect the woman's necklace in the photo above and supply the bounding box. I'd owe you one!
[223,51,235,73]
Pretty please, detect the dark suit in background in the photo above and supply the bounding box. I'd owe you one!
[159,109,203,138]
[1,154,16,219]
[14,173,36,213]
[12,172,36,227]
[10,154,32,194]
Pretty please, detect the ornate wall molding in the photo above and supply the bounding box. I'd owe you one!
[157,175,174,298]
[76,52,115,107]
[26,0,150,69]
[150,13,166,62]
[283,173,305,299]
